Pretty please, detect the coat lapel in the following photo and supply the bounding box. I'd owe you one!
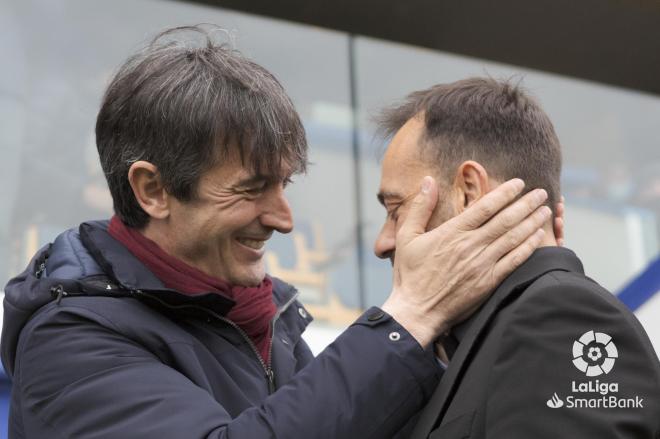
[410,247,582,438]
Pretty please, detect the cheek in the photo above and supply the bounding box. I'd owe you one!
[428,202,456,230]
[169,205,201,237]
[222,201,263,230]
[394,202,455,234]
[209,198,259,227]
[394,204,415,231]
[393,218,404,236]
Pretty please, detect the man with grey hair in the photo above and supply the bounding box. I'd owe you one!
[1,27,552,438]
[371,77,660,438]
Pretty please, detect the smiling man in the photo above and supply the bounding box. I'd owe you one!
[372,77,660,438]
[1,27,553,438]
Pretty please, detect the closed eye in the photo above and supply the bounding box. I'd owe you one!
[242,176,293,195]
[242,182,267,195]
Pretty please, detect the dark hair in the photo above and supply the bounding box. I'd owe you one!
[377,77,561,212]
[96,25,308,228]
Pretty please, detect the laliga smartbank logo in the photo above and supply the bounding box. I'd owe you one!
[572,330,617,376]
[545,330,644,409]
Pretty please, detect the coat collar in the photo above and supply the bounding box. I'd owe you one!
[452,247,583,342]
[411,247,584,438]
[63,220,300,314]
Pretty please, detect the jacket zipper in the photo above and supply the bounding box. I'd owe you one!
[50,284,301,394]
[213,313,276,394]
[131,289,300,395]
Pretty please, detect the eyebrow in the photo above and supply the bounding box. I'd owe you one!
[235,174,268,187]
[377,191,405,207]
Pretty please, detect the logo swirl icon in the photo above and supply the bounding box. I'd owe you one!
[572,330,618,376]
[546,393,564,408]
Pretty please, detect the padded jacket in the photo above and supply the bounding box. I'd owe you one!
[1,220,442,438]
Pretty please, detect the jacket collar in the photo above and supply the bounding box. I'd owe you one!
[452,246,583,342]
[411,246,584,438]
[74,220,299,313]
[2,220,307,378]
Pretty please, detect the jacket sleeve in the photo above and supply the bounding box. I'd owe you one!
[14,304,441,439]
[484,276,660,439]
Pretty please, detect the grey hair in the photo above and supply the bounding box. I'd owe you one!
[376,77,561,214]
[96,24,308,228]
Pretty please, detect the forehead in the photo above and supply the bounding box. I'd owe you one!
[380,117,434,197]
[203,144,295,184]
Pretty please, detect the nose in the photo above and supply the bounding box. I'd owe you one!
[260,185,294,234]
[374,221,396,260]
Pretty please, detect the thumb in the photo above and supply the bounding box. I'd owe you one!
[397,176,439,245]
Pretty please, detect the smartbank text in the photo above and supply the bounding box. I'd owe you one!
[569,380,644,408]
[565,395,643,408]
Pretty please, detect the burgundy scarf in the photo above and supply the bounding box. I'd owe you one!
[108,216,276,364]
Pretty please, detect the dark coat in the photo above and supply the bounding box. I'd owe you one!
[1,221,442,438]
[410,247,660,439]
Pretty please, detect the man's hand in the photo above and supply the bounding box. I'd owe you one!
[382,176,551,347]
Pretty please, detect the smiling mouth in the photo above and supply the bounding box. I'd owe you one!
[236,237,267,250]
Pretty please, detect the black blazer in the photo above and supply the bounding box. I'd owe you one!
[410,247,660,439]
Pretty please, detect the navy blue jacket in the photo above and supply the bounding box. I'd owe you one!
[1,221,442,438]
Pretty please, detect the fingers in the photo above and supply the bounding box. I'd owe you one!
[556,196,565,218]
[475,187,547,240]
[396,176,438,245]
[481,204,551,267]
[446,178,525,231]
[492,228,546,282]
[554,217,565,246]
[555,196,565,246]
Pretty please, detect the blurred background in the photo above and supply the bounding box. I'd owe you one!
[1,0,659,432]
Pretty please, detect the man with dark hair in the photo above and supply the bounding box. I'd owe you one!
[372,77,660,438]
[1,27,552,438]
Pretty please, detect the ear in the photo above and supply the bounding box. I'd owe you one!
[453,160,491,211]
[127,161,170,220]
